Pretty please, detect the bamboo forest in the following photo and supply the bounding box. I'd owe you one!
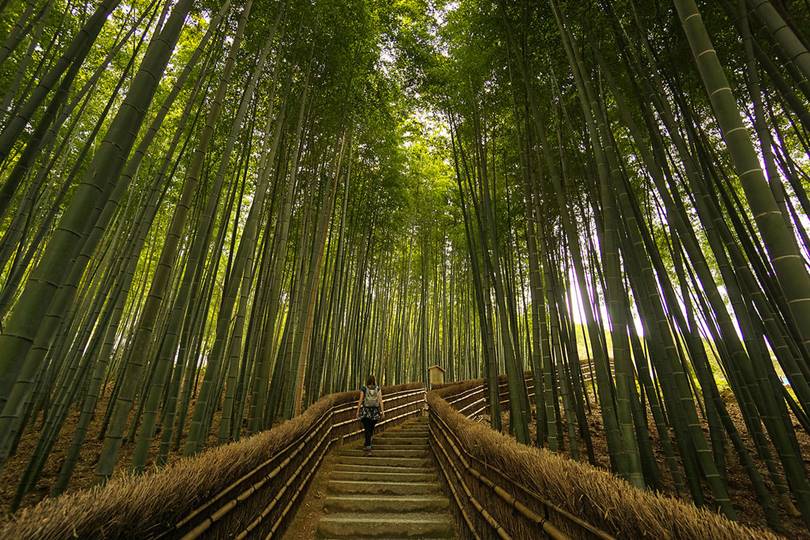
[1,0,810,538]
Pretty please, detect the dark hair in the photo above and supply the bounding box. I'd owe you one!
[366,375,376,386]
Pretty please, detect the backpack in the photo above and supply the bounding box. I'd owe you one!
[363,385,380,408]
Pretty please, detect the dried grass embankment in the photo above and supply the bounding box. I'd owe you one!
[429,382,778,540]
[1,382,422,540]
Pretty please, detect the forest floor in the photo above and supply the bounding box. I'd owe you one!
[0,388,226,524]
[481,391,810,539]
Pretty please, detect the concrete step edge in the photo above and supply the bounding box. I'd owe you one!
[323,496,450,513]
[330,474,436,479]
[328,480,441,486]
[317,512,455,535]
[336,456,430,463]
[323,495,450,503]
[333,465,435,474]
[327,480,442,495]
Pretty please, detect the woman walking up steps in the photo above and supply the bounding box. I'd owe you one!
[356,375,384,452]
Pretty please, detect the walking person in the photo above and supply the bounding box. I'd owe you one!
[356,375,384,452]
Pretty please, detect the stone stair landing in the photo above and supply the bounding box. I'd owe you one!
[316,416,455,538]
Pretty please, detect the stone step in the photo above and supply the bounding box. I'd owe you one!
[330,470,437,482]
[328,480,441,495]
[383,428,428,435]
[324,494,450,513]
[346,443,427,452]
[375,436,428,443]
[334,463,433,475]
[338,448,428,458]
[336,455,432,468]
[373,436,428,446]
[317,513,454,538]
[370,441,428,450]
[387,430,428,437]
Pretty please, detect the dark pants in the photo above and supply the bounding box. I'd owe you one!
[361,417,376,447]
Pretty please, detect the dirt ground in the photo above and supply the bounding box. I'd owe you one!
[282,446,341,539]
[0,390,224,525]
[483,392,810,539]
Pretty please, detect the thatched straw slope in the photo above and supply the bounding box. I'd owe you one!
[428,389,778,540]
[1,382,422,540]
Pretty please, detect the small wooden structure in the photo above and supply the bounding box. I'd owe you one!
[428,364,446,388]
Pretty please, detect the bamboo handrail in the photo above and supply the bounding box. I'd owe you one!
[169,384,426,540]
[457,396,486,415]
[179,412,335,539]
[430,418,511,539]
[238,424,333,539]
[169,376,612,540]
[331,386,426,416]
[264,436,330,540]
[447,385,485,405]
[429,385,616,540]
[331,388,426,432]
[253,404,425,538]
[331,401,425,444]
[442,391,613,538]
[441,387,585,525]
[431,438,482,540]
[172,405,335,535]
[430,409,566,540]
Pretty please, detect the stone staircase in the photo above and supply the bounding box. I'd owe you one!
[316,416,456,538]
